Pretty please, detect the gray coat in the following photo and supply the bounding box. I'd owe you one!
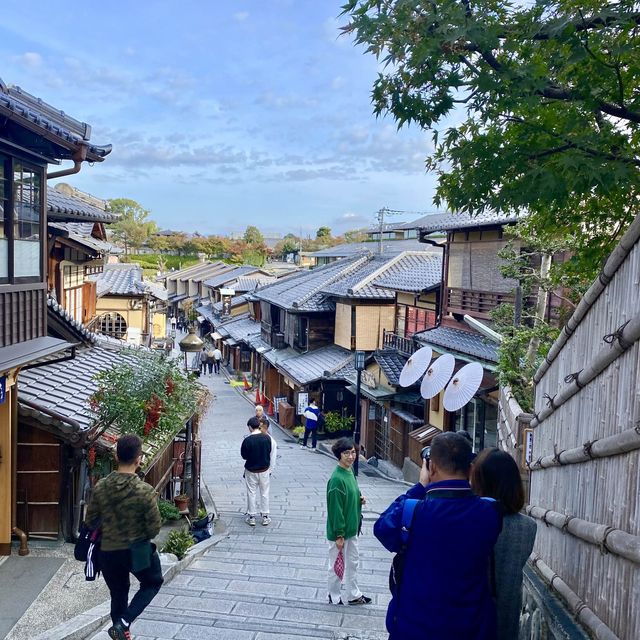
[494,513,537,640]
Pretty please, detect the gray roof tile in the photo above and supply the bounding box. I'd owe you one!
[218,315,261,343]
[374,349,409,386]
[255,255,369,311]
[204,266,260,289]
[47,189,119,223]
[89,264,166,299]
[309,239,435,258]
[373,254,442,293]
[275,345,353,386]
[414,325,498,363]
[413,211,520,233]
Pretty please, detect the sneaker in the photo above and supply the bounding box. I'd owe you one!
[108,622,131,640]
[328,594,343,605]
[348,595,372,605]
[262,515,271,526]
[245,515,256,527]
[300,444,306,449]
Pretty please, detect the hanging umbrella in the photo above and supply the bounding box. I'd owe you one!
[398,346,433,387]
[420,353,455,399]
[443,362,484,411]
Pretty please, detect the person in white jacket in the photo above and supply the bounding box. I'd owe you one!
[258,416,277,473]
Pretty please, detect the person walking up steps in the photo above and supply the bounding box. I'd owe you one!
[241,416,273,526]
[326,437,371,606]
[212,346,222,374]
[85,434,163,640]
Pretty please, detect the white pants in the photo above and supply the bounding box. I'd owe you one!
[245,470,270,516]
[327,536,362,603]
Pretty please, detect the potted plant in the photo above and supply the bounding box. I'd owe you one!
[322,411,355,438]
[161,527,195,560]
[174,493,190,512]
[158,498,182,522]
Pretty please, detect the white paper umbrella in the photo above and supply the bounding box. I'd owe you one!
[443,362,484,411]
[398,346,433,387]
[420,353,455,399]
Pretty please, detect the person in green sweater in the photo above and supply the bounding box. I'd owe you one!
[326,437,372,606]
[85,434,163,640]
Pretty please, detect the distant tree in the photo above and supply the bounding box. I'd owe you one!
[316,226,332,239]
[148,233,170,253]
[109,198,157,255]
[243,225,264,245]
[342,228,368,244]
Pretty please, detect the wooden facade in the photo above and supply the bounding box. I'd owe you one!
[0,287,47,348]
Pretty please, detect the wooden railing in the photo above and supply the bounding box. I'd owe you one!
[446,287,514,319]
[382,330,417,356]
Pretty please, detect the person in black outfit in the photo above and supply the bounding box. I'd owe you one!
[241,417,272,527]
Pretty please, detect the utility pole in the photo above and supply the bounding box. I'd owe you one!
[377,207,388,255]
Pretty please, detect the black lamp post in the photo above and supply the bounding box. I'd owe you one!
[353,350,366,476]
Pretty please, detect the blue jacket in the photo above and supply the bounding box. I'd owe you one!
[374,479,501,640]
[303,405,319,429]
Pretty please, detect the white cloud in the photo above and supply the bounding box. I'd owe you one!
[15,52,42,68]
[234,11,249,21]
[331,76,346,90]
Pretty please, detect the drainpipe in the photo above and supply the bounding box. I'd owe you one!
[46,144,88,180]
[11,527,29,556]
[73,455,89,538]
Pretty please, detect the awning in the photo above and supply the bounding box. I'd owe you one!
[211,331,223,340]
[225,338,238,346]
[345,383,395,400]
[0,337,75,376]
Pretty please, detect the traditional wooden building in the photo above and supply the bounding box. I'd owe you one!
[0,79,111,554]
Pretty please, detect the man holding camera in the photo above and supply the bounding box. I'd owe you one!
[374,432,502,640]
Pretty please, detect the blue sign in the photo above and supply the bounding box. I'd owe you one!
[0,376,5,405]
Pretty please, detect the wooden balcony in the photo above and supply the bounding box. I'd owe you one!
[382,330,417,357]
[446,287,514,320]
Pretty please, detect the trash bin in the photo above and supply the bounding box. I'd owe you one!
[278,401,295,428]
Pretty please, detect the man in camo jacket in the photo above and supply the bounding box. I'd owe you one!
[85,434,163,640]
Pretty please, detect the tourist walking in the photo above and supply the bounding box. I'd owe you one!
[241,416,272,526]
[471,447,536,640]
[200,347,209,376]
[212,346,222,374]
[326,437,371,606]
[84,434,163,640]
[302,398,319,450]
[374,432,502,639]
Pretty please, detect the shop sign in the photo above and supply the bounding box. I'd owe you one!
[274,396,287,415]
[0,376,5,405]
[524,429,534,466]
[361,370,376,389]
[297,392,309,415]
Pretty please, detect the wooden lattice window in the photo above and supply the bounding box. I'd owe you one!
[99,312,127,339]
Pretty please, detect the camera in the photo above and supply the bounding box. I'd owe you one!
[420,445,431,461]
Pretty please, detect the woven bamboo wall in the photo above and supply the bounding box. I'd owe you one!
[530,228,640,639]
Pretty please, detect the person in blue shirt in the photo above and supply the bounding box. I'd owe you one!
[301,399,320,450]
[374,432,502,640]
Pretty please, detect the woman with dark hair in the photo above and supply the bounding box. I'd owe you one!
[325,437,371,606]
[471,448,537,640]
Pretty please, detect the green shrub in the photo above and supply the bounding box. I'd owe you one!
[197,506,208,520]
[162,527,195,560]
[292,426,305,437]
[158,498,181,522]
[324,412,354,433]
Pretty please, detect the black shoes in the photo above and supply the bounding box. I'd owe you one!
[348,595,372,605]
[108,622,132,640]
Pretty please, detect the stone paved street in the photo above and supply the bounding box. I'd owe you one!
[92,370,405,640]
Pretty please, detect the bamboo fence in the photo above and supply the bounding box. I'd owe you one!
[526,214,640,640]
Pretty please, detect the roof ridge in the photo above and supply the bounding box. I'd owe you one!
[293,254,371,308]
[349,252,407,294]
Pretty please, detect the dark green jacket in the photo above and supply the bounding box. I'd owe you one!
[85,472,162,551]
[326,465,361,541]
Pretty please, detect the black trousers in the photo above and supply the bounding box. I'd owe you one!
[101,547,164,626]
[303,428,317,448]
[213,359,220,373]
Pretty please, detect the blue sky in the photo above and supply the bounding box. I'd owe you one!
[1,1,441,236]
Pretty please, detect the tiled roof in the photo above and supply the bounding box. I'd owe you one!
[0,81,111,163]
[47,188,119,223]
[255,255,369,312]
[414,325,499,363]
[204,266,261,289]
[374,349,408,386]
[49,222,118,255]
[322,252,443,300]
[263,347,298,367]
[233,276,276,292]
[89,264,167,299]
[18,345,140,434]
[414,211,520,233]
[47,296,98,345]
[374,254,442,293]
[309,239,436,258]
[275,345,353,386]
[390,406,424,425]
[218,315,261,343]
[246,334,271,353]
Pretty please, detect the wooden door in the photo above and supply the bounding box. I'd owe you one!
[16,424,61,538]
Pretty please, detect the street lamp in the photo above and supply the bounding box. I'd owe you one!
[353,350,366,476]
[179,326,204,373]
